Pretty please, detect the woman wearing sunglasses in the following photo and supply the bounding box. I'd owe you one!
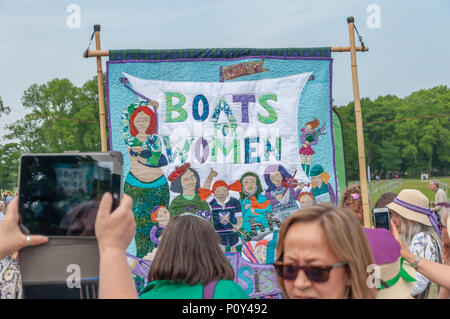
[274,204,376,299]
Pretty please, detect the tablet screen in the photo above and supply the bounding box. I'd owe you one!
[19,153,122,237]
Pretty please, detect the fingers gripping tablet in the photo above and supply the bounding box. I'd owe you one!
[18,152,123,237]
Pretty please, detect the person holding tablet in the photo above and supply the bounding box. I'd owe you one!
[0,198,49,260]
[0,194,138,299]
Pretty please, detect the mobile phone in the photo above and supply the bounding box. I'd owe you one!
[372,207,390,231]
[18,151,123,237]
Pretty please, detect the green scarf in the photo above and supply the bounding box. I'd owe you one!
[378,258,416,290]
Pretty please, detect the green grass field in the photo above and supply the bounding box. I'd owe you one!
[397,178,450,202]
[347,177,449,227]
[349,177,450,205]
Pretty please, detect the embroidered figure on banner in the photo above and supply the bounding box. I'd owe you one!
[233,172,272,239]
[299,118,327,177]
[264,165,301,221]
[149,206,171,248]
[297,191,315,208]
[309,164,336,204]
[121,100,170,258]
[199,168,243,252]
[168,163,212,219]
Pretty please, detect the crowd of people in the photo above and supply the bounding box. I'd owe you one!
[0,181,449,299]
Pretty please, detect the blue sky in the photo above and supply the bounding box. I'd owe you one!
[0,0,449,141]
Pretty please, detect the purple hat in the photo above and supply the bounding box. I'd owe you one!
[363,228,400,265]
[363,228,417,298]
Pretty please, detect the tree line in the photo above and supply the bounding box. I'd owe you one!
[0,76,106,190]
[335,85,449,180]
[0,76,448,189]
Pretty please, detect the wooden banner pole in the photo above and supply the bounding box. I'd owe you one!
[331,46,369,52]
[347,17,371,227]
[84,46,369,58]
[94,24,108,152]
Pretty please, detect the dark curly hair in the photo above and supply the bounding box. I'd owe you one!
[341,185,362,209]
[373,192,397,208]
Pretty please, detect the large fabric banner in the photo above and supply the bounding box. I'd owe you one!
[107,48,336,298]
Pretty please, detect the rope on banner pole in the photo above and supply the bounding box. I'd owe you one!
[353,24,366,52]
[83,30,96,59]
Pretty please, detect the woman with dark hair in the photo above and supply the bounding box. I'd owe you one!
[140,214,249,299]
[374,192,397,208]
[121,100,170,258]
[168,164,212,218]
[233,172,272,237]
[264,165,300,218]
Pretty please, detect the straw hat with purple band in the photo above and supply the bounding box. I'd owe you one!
[386,189,441,236]
[363,228,416,299]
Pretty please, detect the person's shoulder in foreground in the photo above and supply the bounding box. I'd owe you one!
[139,279,250,299]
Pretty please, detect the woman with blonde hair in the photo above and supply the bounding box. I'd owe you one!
[273,204,376,299]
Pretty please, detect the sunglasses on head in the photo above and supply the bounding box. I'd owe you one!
[273,260,347,283]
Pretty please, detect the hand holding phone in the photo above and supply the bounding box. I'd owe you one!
[95,193,135,253]
[372,207,390,231]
